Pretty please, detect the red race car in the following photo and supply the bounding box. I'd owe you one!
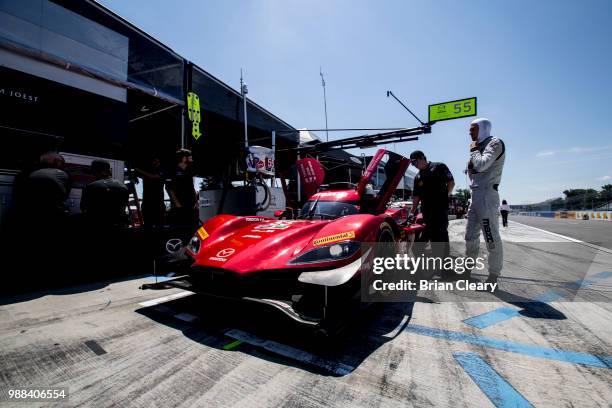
[151,149,424,330]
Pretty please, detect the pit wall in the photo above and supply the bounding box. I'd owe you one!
[517,211,612,221]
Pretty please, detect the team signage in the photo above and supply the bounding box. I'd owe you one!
[428,97,477,122]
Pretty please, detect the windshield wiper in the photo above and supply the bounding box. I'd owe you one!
[307,196,320,220]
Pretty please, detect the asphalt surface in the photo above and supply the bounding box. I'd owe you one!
[0,220,611,407]
[511,215,612,250]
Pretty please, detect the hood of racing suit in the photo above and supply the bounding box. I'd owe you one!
[471,117,492,143]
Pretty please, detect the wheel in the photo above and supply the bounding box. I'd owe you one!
[377,222,395,242]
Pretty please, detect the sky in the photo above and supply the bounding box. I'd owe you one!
[99,0,612,204]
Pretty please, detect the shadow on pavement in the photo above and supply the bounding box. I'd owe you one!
[136,294,415,377]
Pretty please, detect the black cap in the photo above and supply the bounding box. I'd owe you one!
[410,150,426,160]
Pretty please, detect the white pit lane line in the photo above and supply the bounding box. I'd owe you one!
[509,220,612,255]
[138,290,194,307]
[224,329,355,375]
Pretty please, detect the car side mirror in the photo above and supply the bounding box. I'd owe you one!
[274,210,285,218]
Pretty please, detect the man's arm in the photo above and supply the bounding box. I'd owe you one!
[440,163,455,196]
[135,168,160,180]
[411,196,420,215]
[470,138,503,172]
[411,175,422,215]
[447,180,455,196]
[165,182,182,208]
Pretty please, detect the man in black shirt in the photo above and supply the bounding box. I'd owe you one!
[81,159,129,227]
[14,151,71,229]
[410,150,455,276]
[166,149,198,227]
[135,155,166,227]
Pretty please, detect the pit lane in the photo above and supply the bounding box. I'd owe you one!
[1,221,611,407]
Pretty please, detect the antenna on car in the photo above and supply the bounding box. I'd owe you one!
[386,90,426,126]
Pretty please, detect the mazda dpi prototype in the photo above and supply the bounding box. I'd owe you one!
[162,149,424,328]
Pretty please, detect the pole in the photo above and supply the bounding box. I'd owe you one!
[320,68,329,142]
[241,69,248,150]
[272,130,276,184]
[297,153,301,204]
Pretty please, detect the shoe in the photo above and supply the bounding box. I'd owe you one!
[485,275,499,284]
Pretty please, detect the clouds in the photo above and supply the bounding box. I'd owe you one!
[598,175,612,181]
[535,145,611,157]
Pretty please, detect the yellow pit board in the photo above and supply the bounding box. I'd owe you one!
[428,97,477,122]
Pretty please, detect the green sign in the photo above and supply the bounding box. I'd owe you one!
[428,97,477,122]
[187,91,202,140]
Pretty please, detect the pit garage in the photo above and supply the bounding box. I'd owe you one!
[1,2,611,407]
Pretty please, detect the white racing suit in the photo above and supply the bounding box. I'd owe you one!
[466,136,505,277]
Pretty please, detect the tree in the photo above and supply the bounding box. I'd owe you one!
[454,188,471,207]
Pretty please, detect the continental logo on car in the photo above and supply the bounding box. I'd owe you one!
[313,231,355,246]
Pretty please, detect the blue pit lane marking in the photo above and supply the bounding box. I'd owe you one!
[453,352,534,408]
[464,272,611,329]
[405,324,611,369]
[145,275,174,282]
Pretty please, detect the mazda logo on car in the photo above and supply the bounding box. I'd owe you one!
[165,238,183,254]
[216,248,235,258]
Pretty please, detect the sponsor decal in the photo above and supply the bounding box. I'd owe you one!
[208,248,235,262]
[254,221,292,230]
[316,191,350,199]
[216,248,235,258]
[197,227,209,240]
[482,218,495,247]
[313,231,356,246]
[245,217,265,222]
[241,235,262,239]
[0,87,40,103]
[165,238,183,254]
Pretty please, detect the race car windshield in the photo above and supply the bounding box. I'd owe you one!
[298,200,358,220]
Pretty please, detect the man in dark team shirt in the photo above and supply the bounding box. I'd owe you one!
[409,150,455,277]
[135,155,166,227]
[81,159,129,227]
[166,149,198,227]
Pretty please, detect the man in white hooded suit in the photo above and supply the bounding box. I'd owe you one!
[465,118,505,284]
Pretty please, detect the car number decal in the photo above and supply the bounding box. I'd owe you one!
[313,231,355,246]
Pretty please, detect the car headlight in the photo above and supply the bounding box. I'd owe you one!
[186,235,201,254]
[186,226,209,255]
[288,241,360,265]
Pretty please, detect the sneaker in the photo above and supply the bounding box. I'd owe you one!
[485,275,499,284]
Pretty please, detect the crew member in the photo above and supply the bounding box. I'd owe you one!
[15,151,71,230]
[81,159,129,227]
[166,149,198,227]
[500,199,510,228]
[409,151,455,277]
[465,118,506,284]
[135,155,166,227]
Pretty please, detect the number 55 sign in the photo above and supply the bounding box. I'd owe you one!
[428,97,477,122]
